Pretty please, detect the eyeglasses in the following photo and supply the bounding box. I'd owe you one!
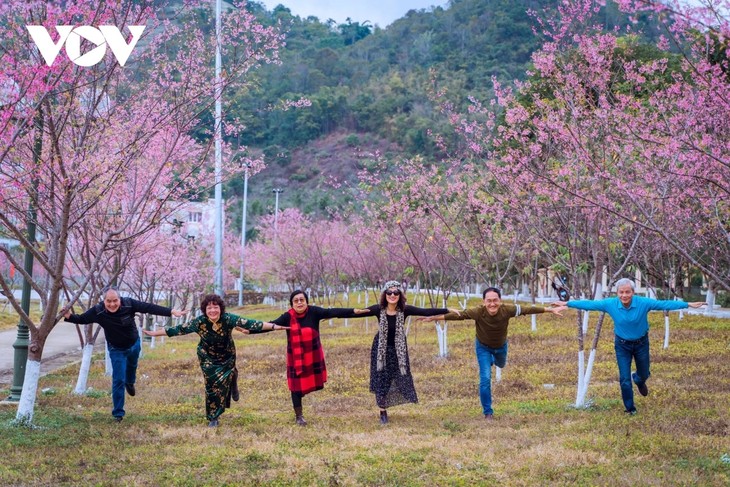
[385,290,401,296]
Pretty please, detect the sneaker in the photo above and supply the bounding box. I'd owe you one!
[636,382,648,397]
[114,416,124,422]
[208,419,219,427]
[625,409,637,416]
[484,413,494,420]
[295,415,307,427]
[125,383,136,396]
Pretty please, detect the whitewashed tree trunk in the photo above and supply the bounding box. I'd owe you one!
[364,291,369,332]
[582,311,590,336]
[531,314,537,332]
[15,360,41,423]
[663,310,670,349]
[575,350,585,407]
[574,310,586,407]
[577,349,596,404]
[435,321,448,357]
[706,285,716,310]
[576,312,605,407]
[73,344,95,394]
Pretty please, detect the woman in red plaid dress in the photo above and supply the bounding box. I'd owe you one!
[271,290,357,426]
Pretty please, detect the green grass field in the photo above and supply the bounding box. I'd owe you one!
[1,301,728,486]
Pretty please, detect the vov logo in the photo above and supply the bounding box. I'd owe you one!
[26,25,146,67]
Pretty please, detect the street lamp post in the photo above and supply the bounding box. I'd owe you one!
[238,164,249,307]
[272,188,283,231]
[8,112,42,401]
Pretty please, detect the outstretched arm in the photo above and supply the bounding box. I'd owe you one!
[416,314,446,322]
[142,328,167,337]
[688,302,706,309]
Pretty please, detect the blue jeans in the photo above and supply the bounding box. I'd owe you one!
[108,338,141,418]
[475,339,508,415]
[614,334,650,412]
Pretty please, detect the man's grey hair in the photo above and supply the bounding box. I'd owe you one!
[101,285,121,298]
[615,278,635,291]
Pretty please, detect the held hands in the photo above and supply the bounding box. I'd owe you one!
[547,305,567,316]
[551,301,568,307]
[353,308,370,314]
[688,302,706,309]
[171,309,187,318]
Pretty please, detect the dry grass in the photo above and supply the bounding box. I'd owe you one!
[1,302,729,486]
[0,301,42,331]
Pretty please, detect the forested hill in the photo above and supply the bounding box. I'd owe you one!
[219,0,644,228]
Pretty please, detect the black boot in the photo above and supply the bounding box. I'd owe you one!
[294,406,307,426]
[231,369,240,402]
[380,410,388,425]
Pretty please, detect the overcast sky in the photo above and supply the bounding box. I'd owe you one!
[257,0,449,28]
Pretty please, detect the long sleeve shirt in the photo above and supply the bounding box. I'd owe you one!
[567,296,688,340]
[65,297,171,348]
[443,304,547,348]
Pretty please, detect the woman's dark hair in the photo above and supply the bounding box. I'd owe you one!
[482,287,501,299]
[289,290,308,307]
[379,289,406,310]
[200,294,226,316]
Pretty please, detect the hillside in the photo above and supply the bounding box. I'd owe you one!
[215,0,658,233]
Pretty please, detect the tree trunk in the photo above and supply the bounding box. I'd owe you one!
[73,344,95,394]
[15,360,41,424]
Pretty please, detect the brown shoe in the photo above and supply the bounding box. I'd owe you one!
[125,383,135,396]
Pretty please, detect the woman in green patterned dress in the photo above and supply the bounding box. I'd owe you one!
[143,294,286,427]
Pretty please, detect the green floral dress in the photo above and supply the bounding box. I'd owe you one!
[165,312,265,420]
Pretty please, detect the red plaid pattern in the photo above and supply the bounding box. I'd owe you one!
[286,309,327,395]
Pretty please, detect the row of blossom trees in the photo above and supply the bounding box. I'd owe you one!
[244,0,728,303]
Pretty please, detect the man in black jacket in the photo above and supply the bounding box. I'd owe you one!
[64,286,185,421]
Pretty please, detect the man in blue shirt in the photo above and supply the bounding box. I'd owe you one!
[556,278,705,414]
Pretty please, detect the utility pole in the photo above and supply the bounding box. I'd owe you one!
[213,0,224,296]
[238,164,249,307]
[272,188,283,231]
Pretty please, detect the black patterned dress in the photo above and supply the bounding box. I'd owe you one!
[361,304,447,409]
[165,313,265,420]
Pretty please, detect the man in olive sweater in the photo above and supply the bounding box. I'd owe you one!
[420,287,564,419]
[64,286,185,421]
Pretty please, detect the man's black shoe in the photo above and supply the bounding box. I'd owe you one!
[125,383,136,396]
[636,382,648,397]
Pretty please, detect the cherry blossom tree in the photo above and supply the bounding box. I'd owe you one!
[0,0,283,422]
